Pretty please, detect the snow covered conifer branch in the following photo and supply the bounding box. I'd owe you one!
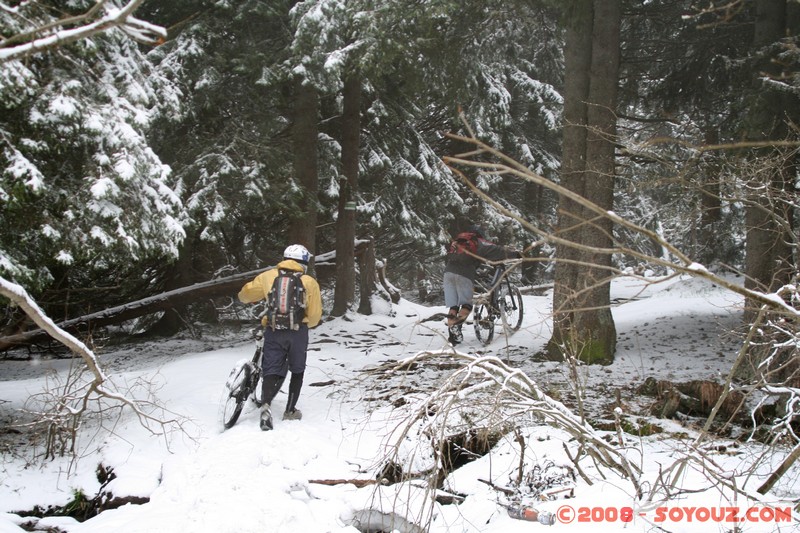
[0,0,166,64]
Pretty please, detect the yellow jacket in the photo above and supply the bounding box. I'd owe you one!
[238,259,323,328]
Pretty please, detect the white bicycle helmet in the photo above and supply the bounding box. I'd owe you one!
[283,244,311,266]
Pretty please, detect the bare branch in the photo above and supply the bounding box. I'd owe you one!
[1,276,106,385]
[383,350,643,497]
[441,131,800,319]
[1,275,188,462]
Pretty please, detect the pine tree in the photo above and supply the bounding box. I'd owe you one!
[0,2,184,320]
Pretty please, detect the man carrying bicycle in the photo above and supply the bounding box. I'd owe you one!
[238,244,322,430]
[444,225,521,345]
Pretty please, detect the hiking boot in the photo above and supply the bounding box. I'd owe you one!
[446,311,458,328]
[260,405,274,431]
[282,408,302,421]
[448,324,463,345]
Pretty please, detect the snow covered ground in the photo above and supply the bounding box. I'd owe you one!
[1,274,798,532]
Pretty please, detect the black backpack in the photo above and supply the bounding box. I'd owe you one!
[447,231,479,256]
[266,269,306,331]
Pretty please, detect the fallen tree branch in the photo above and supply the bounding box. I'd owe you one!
[309,478,381,488]
[1,275,188,461]
[0,268,266,350]
[1,277,106,383]
[385,350,643,498]
[3,241,405,351]
[758,442,800,495]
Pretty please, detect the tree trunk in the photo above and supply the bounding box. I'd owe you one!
[147,230,198,337]
[547,0,619,364]
[743,0,797,318]
[523,181,547,283]
[698,128,722,266]
[548,0,592,359]
[331,71,361,316]
[288,78,319,255]
[357,238,376,314]
[573,0,619,364]
[744,162,794,299]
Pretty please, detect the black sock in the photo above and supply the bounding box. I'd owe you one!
[261,374,284,406]
[286,372,304,412]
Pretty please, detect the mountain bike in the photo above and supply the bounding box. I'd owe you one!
[221,327,265,429]
[473,263,524,345]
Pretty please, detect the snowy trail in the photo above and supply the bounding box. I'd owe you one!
[2,274,798,533]
[75,422,359,532]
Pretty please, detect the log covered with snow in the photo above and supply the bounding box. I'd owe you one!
[0,268,266,351]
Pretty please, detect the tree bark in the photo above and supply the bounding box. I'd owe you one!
[357,238,376,314]
[548,0,592,358]
[742,0,797,312]
[547,0,619,364]
[332,71,361,316]
[288,78,319,254]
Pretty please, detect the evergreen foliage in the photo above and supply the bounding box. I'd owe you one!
[1,0,797,333]
[141,0,566,295]
[0,1,184,318]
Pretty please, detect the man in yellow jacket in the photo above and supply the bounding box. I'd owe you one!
[238,244,322,431]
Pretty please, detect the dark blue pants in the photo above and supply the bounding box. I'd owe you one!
[261,325,309,378]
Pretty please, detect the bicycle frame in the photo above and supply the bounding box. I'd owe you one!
[476,263,514,310]
[245,328,264,405]
[473,262,524,345]
[221,327,265,429]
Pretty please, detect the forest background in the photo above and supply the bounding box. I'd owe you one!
[1,0,797,339]
[0,0,799,437]
[1,0,800,528]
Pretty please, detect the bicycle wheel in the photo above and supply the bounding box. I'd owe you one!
[497,284,524,331]
[473,303,495,345]
[222,361,253,429]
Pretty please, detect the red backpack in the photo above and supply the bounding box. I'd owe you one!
[447,232,479,256]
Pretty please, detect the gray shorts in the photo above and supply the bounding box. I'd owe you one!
[444,271,474,308]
